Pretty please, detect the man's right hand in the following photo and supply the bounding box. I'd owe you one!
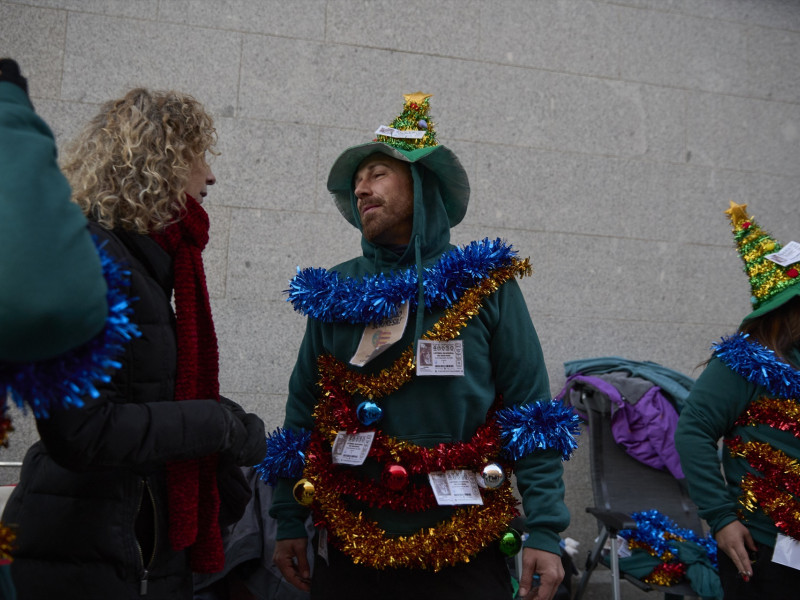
[274,537,312,592]
[715,520,757,581]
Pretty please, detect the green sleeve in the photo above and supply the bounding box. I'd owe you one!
[491,279,568,554]
[674,357,755,535]
[268,318,321,539]
[0,82,107,362]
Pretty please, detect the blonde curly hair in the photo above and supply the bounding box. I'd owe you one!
[63,88,217,234]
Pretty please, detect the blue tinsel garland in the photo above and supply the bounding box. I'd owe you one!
[713,333,800,400]
[255,427,311,485]
[620,509,718,569]
[286,238,519,324]
[0,241,140,418]
[496,400,581,462]
[256,400,580,485]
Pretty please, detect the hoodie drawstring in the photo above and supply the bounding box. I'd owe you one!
[413,233,425,354]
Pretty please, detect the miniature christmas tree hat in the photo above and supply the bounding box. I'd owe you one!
[726,201,800,321]
[327,92,469,228]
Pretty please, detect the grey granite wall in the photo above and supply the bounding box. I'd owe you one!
[3,1,800,597]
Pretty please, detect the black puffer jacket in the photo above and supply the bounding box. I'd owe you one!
[3,223,255,600]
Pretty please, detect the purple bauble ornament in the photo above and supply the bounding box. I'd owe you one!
[417,119,428,130]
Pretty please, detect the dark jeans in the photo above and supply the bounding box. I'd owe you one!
[310,541,513,600]
[718,540,800,599]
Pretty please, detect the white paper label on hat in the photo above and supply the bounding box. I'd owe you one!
[416,340,464,376]
[350,303,409,367]
[428,470,484,506]
[374,125,426,140]
[772,533,800,570]
[766,241,800,267]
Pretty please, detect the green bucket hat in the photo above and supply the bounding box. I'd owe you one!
[725,201,800,321]
[326,92,470,228]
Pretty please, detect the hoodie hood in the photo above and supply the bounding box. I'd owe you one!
[327,142,469,274]
[329,146,468,347]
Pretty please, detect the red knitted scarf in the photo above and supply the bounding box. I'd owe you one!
[151,195,223,573]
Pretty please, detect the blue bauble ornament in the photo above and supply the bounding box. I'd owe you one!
[357,401,383,426]
[417,119,428,129]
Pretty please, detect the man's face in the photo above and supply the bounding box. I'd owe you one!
[353,154,414,246]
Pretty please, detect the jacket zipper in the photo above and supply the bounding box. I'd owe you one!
[136,479,159,595]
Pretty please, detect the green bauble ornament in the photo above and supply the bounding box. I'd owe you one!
[499,528,522,556]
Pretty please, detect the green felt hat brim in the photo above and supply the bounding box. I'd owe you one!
[326,142,470,228]
[743,283,800,322]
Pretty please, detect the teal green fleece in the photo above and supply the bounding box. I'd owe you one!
[0,82,107,362]
[675,352,800,548]
[270,161,568,555]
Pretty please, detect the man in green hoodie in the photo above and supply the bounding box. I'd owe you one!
[268,93,574,600]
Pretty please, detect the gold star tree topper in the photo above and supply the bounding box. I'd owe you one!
[404,91,432,105]
[725,201,750,229]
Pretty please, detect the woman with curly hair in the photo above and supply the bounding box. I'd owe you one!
[3,88,266,600]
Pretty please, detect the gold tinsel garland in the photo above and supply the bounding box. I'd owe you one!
[315,258,531,400]
[727,436,800,539]
[0,522,15,562]
[310,480,519,571]
[735,220,797,304]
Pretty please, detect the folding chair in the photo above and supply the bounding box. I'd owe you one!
[570,383,705,600]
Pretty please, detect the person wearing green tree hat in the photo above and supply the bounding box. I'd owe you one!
[265,93,579,600]
[676,201,800,599]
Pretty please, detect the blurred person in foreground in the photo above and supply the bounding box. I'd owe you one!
[3,86,266,600]
[676,202,800,599]
[262,93,579,600]
[0,57,122,600]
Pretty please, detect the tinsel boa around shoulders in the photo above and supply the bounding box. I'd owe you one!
[0,239,140,423]
[712,333,800,399]
[285,238,529,324]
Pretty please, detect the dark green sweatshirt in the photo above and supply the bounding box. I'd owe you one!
[675,351,800,548]
[0,82,107,361]
[270,161,568,555]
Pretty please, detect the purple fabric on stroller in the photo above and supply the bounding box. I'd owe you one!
[561,374,684,479]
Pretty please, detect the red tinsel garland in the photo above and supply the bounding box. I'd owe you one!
[298,262,531,569]
[735,396,800,440]
[314,380,505,473]
[644,562,687,586]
